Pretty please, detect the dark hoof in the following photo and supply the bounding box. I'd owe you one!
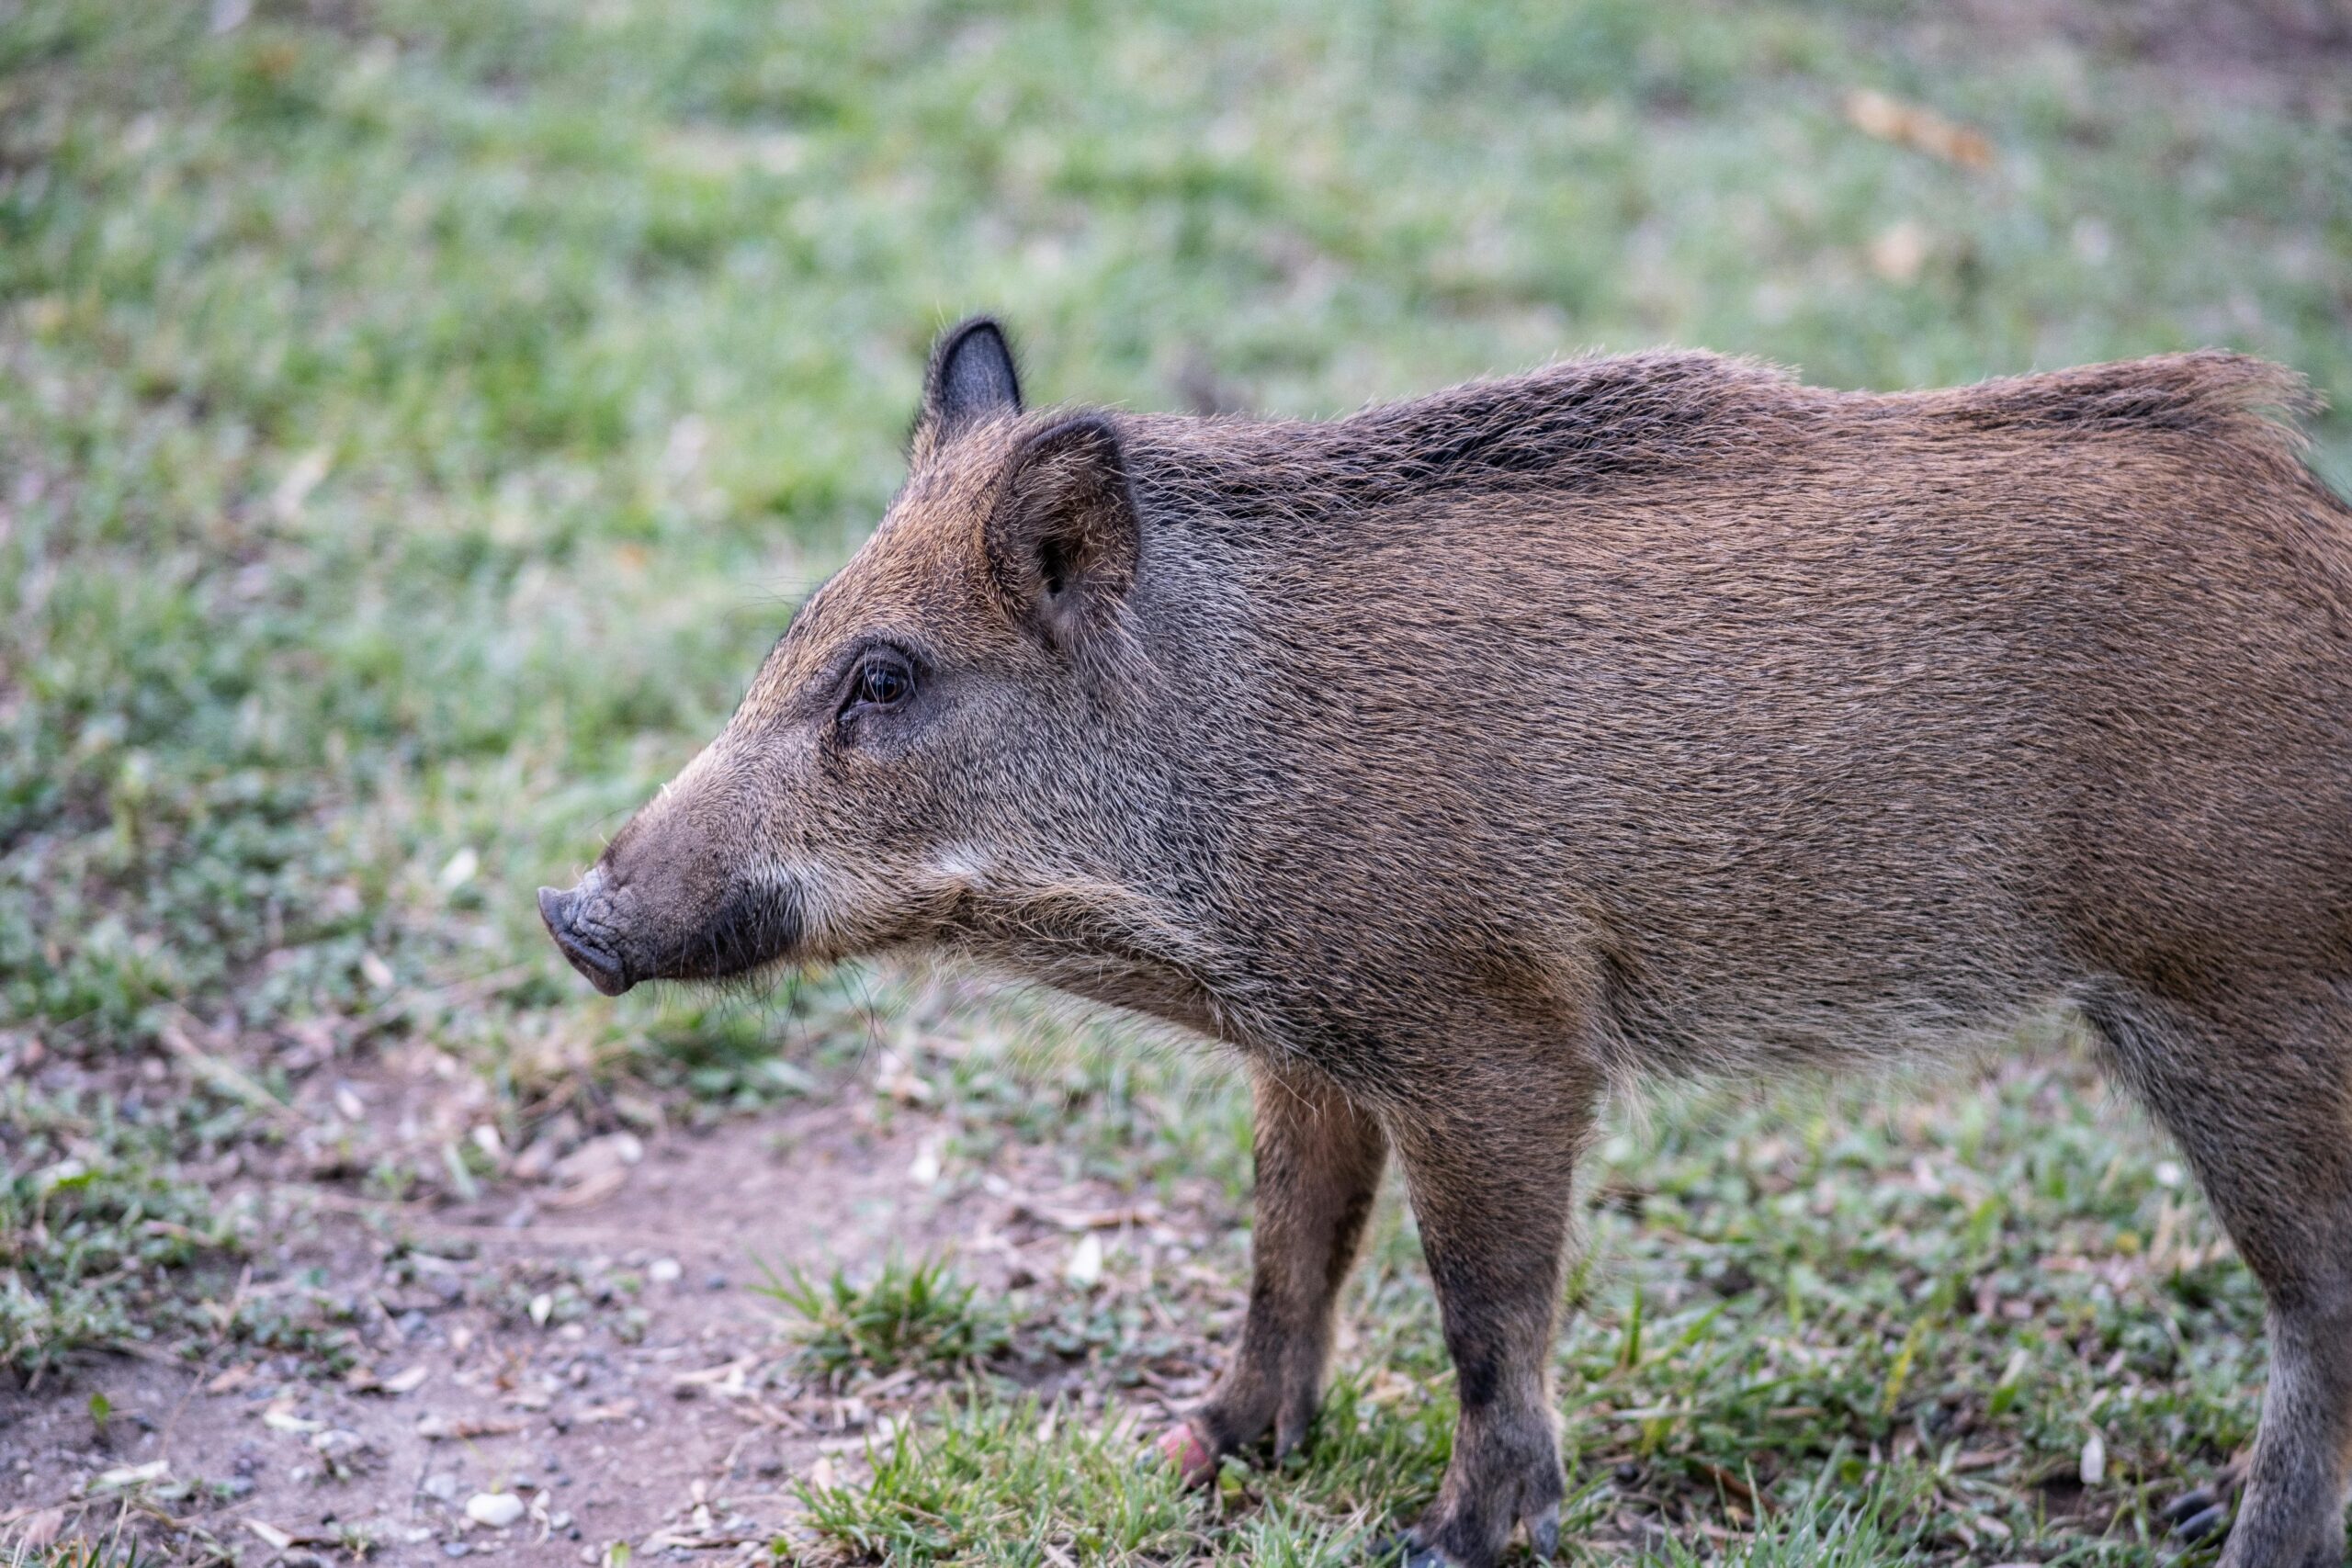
[1364,1533,1450,1567]
[2164,1486,2219,1526]
[1527,1502,1560,1558]
[2175,1503,2230,1543]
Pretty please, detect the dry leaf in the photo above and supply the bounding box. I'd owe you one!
[573,1399,639,1426]
[416,1414,526,1440]
[672,1358,754,1399]
[907,1139,942,1187]
[2080,1428,2107,1487]
[1845,88,1992,168]
[548,1132,642,1183]
[1065,1232,1104,1289]
[544,1163,630,1210]
[94,1460,169,1490]
[382,1364,431,1394]
[1036,1203,1159,1232]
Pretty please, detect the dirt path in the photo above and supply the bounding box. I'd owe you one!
[3,1077,1232,1565]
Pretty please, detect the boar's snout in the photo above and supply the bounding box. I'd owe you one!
[538,868,634,997]
[539,820,807,995]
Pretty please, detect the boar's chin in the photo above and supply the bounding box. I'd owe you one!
[657,880,807,987]
[538,873,803,997]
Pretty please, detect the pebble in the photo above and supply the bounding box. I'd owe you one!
[647,1258,682,1284]
[465,1492,526,1529]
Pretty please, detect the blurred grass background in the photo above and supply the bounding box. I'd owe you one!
[1,0,2348,1562]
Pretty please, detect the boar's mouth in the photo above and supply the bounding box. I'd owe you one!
[537,867,802,997]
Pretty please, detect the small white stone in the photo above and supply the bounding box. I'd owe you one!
[647,1258,682,1284]
[465,1492,526,1529]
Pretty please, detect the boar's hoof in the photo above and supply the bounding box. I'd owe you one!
[2173,1502,2230,1544]
[2163,1461,2243,1545]
[1152,1421,1218,1486]
[537,883,632,997]
[1525,1503,1560,1558]
[1364,1532,1453,1568]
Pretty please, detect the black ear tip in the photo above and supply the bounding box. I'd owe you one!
[925,313,1024,430]
[933,315,1014,371]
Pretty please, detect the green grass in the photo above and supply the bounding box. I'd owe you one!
[801,1393,1203,1564]
[0,1084,244,1375]
[810,1043,2253,1562]
[2,0,2346,1561]
[763,1255,1012,1386]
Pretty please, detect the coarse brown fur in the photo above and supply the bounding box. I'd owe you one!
[542,319,2352,1566]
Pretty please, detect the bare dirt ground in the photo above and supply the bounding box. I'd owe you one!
[2,1030,1238,1566]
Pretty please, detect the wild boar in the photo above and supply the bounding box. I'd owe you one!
[541,318,2352,1567]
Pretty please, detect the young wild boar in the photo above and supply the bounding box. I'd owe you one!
[541,319,2352,1567]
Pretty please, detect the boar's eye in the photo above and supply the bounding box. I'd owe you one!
[843,655,914,717]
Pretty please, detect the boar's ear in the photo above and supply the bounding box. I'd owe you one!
[986,415,1139,651]
[915,317,1023,457]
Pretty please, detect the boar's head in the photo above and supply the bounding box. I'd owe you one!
[537,319,1160,998]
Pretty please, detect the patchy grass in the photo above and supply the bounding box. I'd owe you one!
[800,1393,1202,1564]
[1642,1476,1926,1568]
[763,1256,1010,1386]
[1,0,2346,1562]
[0,1085,244,1375]
[798,1039,2252,1563]
[5,1540,159,1568]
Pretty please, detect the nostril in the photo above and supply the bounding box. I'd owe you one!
[537,879,632,997]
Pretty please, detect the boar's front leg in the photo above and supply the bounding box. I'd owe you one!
[1387,1053,1597,1567]
[1161,1064,1387,1481]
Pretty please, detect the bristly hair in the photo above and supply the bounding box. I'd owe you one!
[1932,349,2320,455]
[1122,349,1796,533]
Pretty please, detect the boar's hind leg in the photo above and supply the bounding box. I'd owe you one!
[1388,1056,1598,1567]
[1175,1066,1387,1476]
[2089,984,2352,1568]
